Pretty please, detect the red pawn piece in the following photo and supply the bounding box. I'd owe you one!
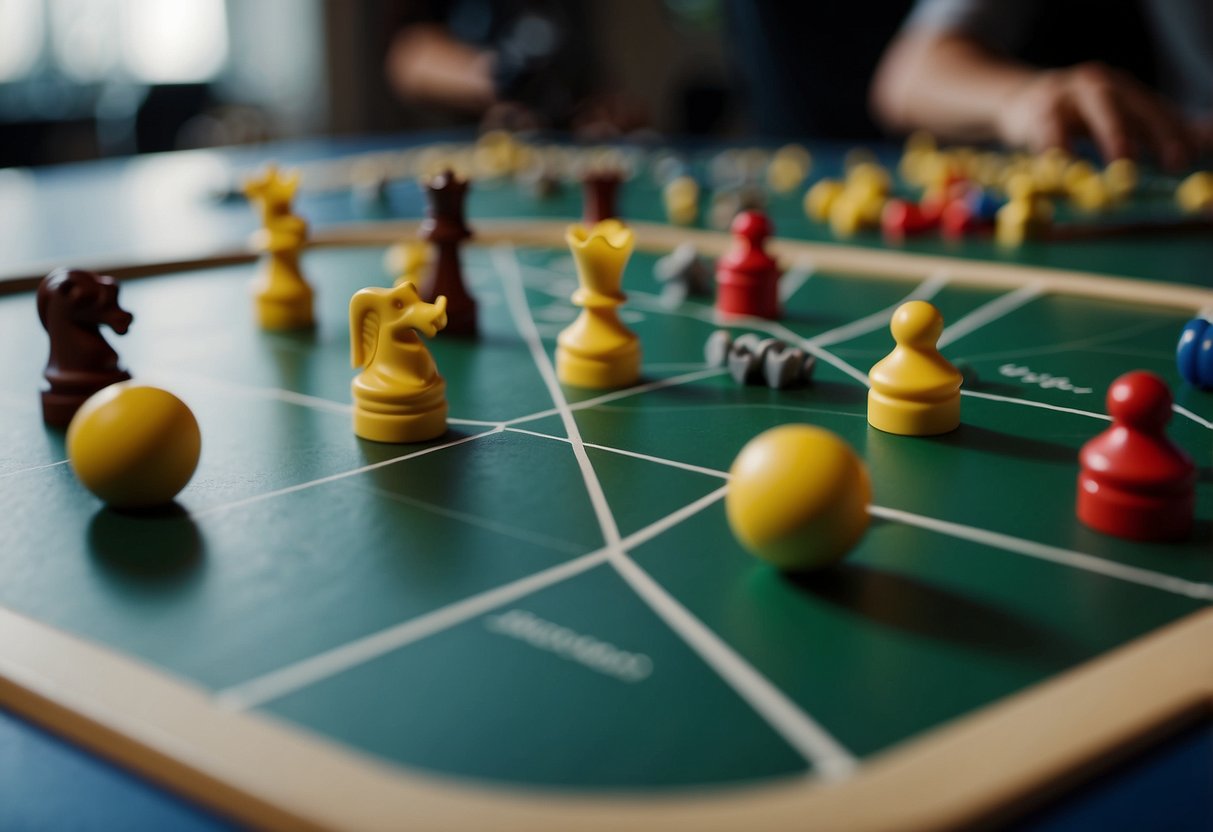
[1077,371,1195,541]
[881,199,933,242]
[419,169,476,337]
[715,211,781,320]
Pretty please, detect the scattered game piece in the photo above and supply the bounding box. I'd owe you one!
[244,165,315,330]
[349,281,449,443]
[1068,174,1113,212]
[1176,171,1213,214]
[881,199,933,241]
[868,300,962,435]
[728,348,760,385]
[1103,158,1138,200]
[1076,371,1194,541]
[663,176,700,226]
[556,220,641,389]
[582,169,622,224]
[763,346,815,390]
[715,211,781,319]
[419,168,477,337]
[66,382,200,509]
[766,144,812,193]
[995,175,1053,246]
[726,424,871,570]
[940,198,994,239]
[384,239,432,287]
[707,331,815,390]
[704,329,733,368]
[1176,315,1213,389]
[803,179,844,223]
[654,243,713,308]
[38,268,133,428]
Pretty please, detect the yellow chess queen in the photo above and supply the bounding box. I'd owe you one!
[556,220,641,389]
[868,300,962,436]
[244,165,314,330]
[350,282,448,443]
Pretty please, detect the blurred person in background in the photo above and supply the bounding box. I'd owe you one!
[870,0,1212,168]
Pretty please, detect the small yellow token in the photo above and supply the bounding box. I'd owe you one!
[726,425,870,571]
[804,179,844,222]
[1176,171,1213,214]
[67,383,201,509]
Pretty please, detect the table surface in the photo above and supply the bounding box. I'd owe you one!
[1,134,1210,831]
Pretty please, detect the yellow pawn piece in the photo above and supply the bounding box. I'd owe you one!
[804,179,843,222]
[726,425,870,571]
[556,220,641,389]
[868,301,962,436]
[384,239,431,287]
[766,144,812,193]
[244,165,314,330]
[1176,171,1213,214]
[350,281,448,443]
[67,383,201,509]
[1103,158,1138,200]
[1069,173,1112,212]
[663,176,700,226]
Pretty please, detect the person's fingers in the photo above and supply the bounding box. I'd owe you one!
[1117,86,1196,171]
[1067,64,1134,162]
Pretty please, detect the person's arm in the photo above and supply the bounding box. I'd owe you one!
[385,23,497,113]
[870,27,1197,169]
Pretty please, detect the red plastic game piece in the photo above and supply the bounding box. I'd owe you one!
[881,199,932,241]
[940,199,993,239]
[1076,371,1195,541]
[419,169,476,337]
[715,210,781,320]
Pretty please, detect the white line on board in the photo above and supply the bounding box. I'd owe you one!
[937,283,1045,349]
[218,484,731,711]
[607,549,859,780]
[778,263,815,303]
[869,505,1213,601]
[808,271,950,348]
[502,367,726,427]
[505,427,731,480]
[192,427,503,518]
[493,245,623,549]
[1172,404,1213,431]
[960,389,1112,421]
[216,549,611,711]
[498,243,859,778]
[0,459,69,479]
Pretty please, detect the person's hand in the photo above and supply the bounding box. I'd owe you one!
[996,62,1197,169]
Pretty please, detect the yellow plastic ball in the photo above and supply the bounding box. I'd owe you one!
[67,383,201,509]
[726,425,871,571]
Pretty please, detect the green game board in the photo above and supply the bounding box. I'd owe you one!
[0,211,1210,830]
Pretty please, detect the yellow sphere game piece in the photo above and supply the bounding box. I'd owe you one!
[726,425,870,571]
[868,301,963,436]
[1176,171,1213,214]
[67,383,201,509]
[803,179,844,222]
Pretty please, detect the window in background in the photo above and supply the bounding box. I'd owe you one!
[121,0,228,84]
[0,0,45,82]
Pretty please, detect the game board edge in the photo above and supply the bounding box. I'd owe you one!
[1,600,1209,832]
[2,220,1212,314]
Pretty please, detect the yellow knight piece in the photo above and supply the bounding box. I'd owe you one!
[244,165,314,330]
[868,301,962,436]
[556,220,641,389]
[349,281,448,443]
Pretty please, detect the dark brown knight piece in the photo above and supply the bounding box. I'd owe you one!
[37,268,133,427]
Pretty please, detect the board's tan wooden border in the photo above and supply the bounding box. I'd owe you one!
[2,220,1211,831]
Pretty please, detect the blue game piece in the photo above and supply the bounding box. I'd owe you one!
[965,188,1004,222]
[1176,316,1213,389]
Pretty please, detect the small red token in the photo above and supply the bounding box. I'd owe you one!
[1076,371,1195,541]
[715,211,781,319]
[940,199,992,239]
[881,199,931,241]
